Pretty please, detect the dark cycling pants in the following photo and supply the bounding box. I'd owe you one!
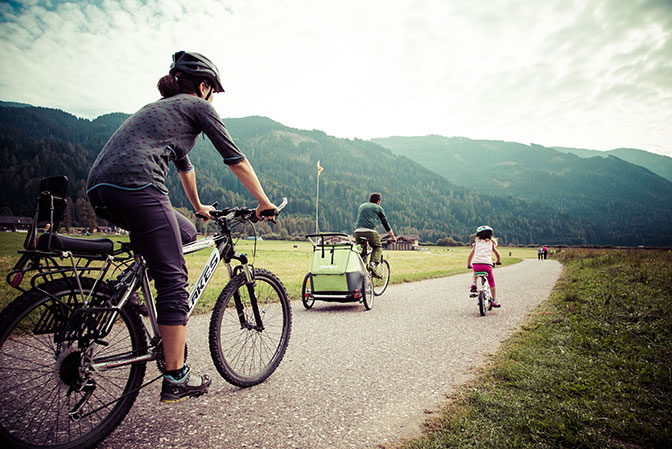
[88,185,197,325]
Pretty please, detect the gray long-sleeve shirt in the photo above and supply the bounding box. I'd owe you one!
[87,94,245,194]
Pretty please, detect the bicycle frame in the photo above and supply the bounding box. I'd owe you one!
[91,214,260,372]
[475,273,491,295]
[356,238,385,267]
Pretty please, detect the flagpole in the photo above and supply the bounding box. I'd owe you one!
[315,172,320,233]
[315,160,323,233]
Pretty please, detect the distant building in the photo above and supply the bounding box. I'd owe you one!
[0,216,33,232]
[382,234,420,250]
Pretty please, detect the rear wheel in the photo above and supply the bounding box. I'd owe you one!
[0,278,147,449]
[362,274,374,310]
[209,268,292,387]
[372,259,390,296]
[301,273,315,309]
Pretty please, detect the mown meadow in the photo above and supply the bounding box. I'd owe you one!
[1,232,669,447]
[0,232,536,311]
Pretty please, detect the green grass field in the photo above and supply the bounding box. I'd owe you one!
[0,232,536,312]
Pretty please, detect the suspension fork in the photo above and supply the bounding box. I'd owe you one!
[231,254,264,331]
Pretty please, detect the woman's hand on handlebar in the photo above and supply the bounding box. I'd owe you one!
[195,204,215,220]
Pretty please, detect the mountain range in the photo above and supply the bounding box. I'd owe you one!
[373,135,672,246]
[1,101,671,246]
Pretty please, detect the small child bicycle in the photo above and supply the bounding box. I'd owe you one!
[468,262,501,316]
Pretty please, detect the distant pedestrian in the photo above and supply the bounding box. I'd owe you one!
[538,247,543,260]
[543,246,548,260]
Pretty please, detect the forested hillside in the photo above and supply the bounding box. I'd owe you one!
[1,104,668,245]
[374,135,672,246]
[553,146,672,183]
[167,116,590,245]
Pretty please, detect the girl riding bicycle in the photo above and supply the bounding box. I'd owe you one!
[467,225,502,307]
[87,51,277,403]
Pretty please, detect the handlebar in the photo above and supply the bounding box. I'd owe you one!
[204,197,288,223]
[467,261,502,269]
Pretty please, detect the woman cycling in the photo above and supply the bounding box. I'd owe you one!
[87,51,276,403]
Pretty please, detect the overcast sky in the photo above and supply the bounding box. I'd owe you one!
[1,0,671,156]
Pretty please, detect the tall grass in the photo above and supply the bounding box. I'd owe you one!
[399,248,672,449]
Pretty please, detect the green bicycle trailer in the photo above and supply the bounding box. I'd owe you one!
[302,233,373,309]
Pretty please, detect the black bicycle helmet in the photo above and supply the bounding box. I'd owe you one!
[170,51,225,92]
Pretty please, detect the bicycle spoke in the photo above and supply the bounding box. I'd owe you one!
[0,278,147,448]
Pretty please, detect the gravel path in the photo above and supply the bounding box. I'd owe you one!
[100,259,562,449]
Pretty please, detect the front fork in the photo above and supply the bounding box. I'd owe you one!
[230,254,264,331]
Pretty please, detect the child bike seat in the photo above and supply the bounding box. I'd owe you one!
[37,233,114,255]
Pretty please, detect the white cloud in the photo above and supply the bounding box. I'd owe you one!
[0,0,670,156]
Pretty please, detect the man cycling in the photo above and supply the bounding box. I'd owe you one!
[353,193,396,277]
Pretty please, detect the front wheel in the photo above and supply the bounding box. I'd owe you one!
[0,278,147,449]
[209,268,292,387]
[372,259,390,296]
[301,273,315,309]
[478,291,488,316]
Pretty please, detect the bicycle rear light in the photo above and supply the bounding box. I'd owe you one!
[10,272,23,288]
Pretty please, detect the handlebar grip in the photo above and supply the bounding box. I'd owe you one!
[259,198,288,223]
[196,202,219,220]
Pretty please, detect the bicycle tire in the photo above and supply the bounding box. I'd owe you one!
[301,273,315,310]
[0,278,147,449]
[372,259,390,296]
[209,268,292,387]
[362,273,374,310]
[478,291,488,316]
